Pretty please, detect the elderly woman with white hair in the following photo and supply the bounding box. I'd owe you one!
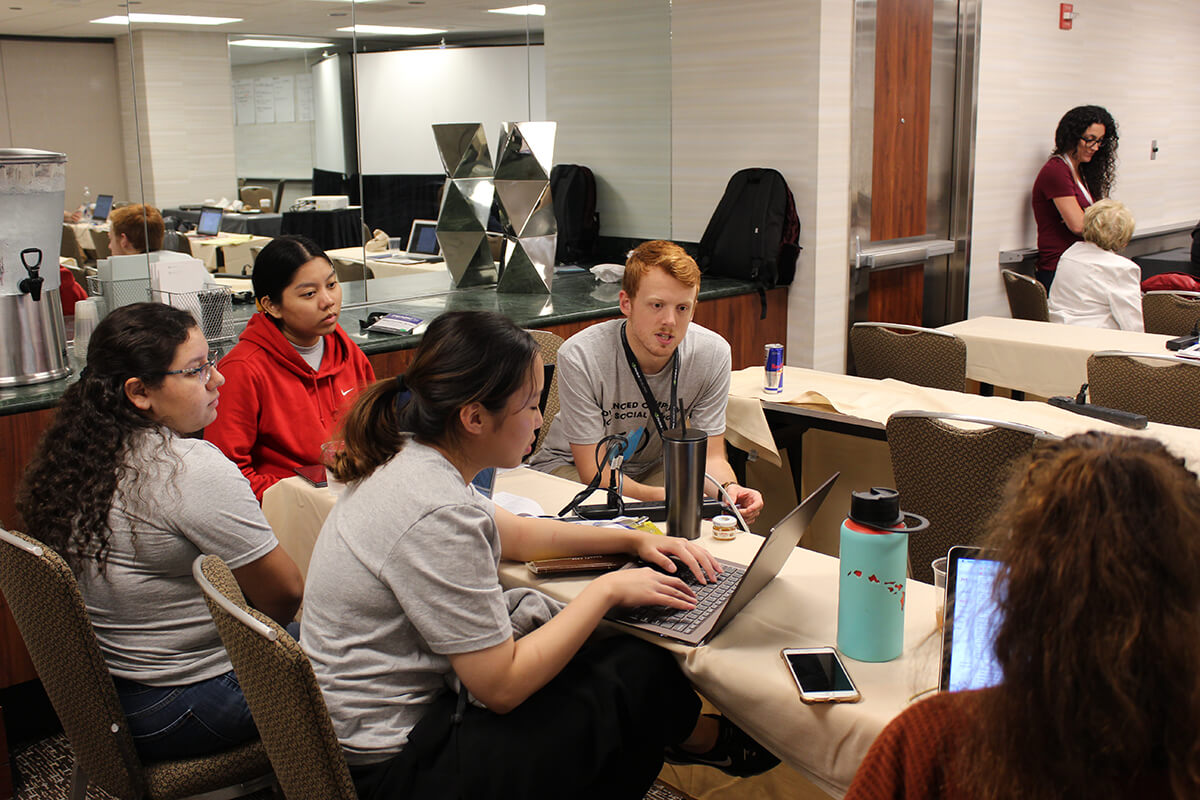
[1047,198,1143,331]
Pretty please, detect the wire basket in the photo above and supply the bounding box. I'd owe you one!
[150,287,236,346]
[85,275,150,317]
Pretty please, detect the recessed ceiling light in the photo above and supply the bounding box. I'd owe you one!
[229,39,333,49]
[336,24,446,35]
[488,4,545,15]
[91,13,242,26]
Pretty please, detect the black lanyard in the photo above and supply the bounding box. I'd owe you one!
[620,322,679,437]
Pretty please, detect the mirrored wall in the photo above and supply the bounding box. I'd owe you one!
[104,0,673,304]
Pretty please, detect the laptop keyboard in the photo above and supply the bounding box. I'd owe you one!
[614,562,746,634]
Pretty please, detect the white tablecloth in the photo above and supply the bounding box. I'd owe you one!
[939,316,1172,397]
[262,467,941,797]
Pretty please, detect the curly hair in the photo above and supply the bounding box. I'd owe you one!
[333,311,539,483]
[17,303,197,574]
[959,432,1200,798]
[1052,104,1119,200]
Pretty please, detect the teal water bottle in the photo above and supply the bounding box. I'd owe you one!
[837,487,928,663]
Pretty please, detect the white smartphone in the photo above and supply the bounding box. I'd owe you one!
[781,647,862,704]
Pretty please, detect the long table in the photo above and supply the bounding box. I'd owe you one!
[262,467,941,798]
[938,316,1173,397]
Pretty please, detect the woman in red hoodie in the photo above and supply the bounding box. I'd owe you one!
[206,235,375,499]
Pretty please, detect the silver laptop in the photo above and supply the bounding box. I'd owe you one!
[194,206,224,238]
[609,472,839,646]
[401,219,442,260]
[92,193,114,223]
[939,545,1004,692]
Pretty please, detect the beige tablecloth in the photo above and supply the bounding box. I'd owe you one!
[325,246,448,279]
[262,467,941,798]
[186,233,271,273]
[66,220,105,251]
[727,366,1200,475]
[940,316,1172,397]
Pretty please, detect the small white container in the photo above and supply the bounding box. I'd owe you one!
[711,514,738,540]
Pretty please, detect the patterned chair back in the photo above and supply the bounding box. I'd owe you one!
[1087,351,1200,429]
[850,322,967,392]
[195,555,358,800]
[885,413,1049,583]
[1142,291,1200,336]
[1001,269,1049,322]
[529,329,565,454]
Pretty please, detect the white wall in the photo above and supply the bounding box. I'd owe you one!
[355,46,546,175]
[0,38,127,211]
[232,57,315,179]
[546,0,671,239]
[969,0,1200,318]
[118,30,237,208]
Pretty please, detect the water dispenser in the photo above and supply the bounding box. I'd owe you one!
[0,148,70,386]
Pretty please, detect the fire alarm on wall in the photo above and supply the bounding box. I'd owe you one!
[1060,3,1074,30]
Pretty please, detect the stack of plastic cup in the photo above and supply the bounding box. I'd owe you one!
[73,299,99,358]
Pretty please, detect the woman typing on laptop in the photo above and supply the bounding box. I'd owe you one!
[301,310,778,799]
[847,432,1200,799]
[205,235,375,500]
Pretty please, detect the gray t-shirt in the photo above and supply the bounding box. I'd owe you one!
[79,432,279,686]
[528,319,732,479]
[301,440,561,765]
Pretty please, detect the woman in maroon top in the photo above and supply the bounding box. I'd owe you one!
[1031,105,1118,291]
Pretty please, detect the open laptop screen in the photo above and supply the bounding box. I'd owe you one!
[196,207,223,237]
[940,546,1005,692]
[407,219,440,255]
[92,194,114,222]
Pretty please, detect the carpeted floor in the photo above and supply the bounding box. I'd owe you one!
[11,732,694,800]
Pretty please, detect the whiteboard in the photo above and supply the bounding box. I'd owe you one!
[312,55,347,173]
[355,46,546,175]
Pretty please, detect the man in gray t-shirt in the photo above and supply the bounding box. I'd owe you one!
[528,241,764,523]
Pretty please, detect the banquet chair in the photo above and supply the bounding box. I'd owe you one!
[885,412,1052,584]
[528,329,564,454]
[1141,290,1200,336]
[90,227,112,260]
[239,186,273,213]
[1001,269,1049,322]
[194,555,358,800]
[61,224,88,265]
[1087,351,1200,429]
[0,528,272,800]
[161,230,192,256]
[850,322,967,392]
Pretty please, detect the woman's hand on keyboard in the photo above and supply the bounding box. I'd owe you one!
[632,534,722,585]
[594,567,698,611]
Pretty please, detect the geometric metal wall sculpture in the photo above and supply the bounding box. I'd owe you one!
[433,123,498,288]
[494,121,556,294]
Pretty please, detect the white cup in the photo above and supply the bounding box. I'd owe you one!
[932,556,948,627]
[73,299,100,356]
[260,197,271,210]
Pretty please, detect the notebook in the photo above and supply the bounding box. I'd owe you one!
[939,545,1005,692]
[608,471,839,646]
[92,194,114,223]
[194,207,224,238]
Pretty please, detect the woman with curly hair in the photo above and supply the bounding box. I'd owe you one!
[1031,105,1119,291]
[846,432,1200,799]
[17,302,303,761]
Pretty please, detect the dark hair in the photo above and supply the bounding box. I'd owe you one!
[17,302,197,573]
[333,311,539,482]
[960,432,1200,799]
[251,235,332,304]
[1052,104,1119,200]
[109,204,164,253]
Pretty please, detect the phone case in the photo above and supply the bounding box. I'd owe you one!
[781,648,862,704]
[293,464,327,488]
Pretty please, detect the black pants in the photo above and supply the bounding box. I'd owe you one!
[350,636,700,800]
[1036,268,1055,293]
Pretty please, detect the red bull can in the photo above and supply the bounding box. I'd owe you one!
[764,343,784,393]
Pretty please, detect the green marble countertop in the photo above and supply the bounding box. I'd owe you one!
[0,270,761,416]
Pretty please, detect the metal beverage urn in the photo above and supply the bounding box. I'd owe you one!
[0,148,70,386]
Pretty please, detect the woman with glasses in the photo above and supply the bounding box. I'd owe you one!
[205,235,375,500]
[1031,105,1119,291]
[18,302,303,760]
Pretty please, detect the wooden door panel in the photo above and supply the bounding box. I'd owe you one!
[868,265,924,326]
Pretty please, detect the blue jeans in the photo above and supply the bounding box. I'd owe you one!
[114,621,299,761]
[114,670,258,761]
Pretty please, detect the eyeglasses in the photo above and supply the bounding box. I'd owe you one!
[162,350,219,382]
[1080,135,1105,149]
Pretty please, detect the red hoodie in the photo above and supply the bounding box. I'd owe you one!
[205,313,376,500]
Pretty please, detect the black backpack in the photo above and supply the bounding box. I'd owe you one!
[550,164,600,265]
[697,168,800,290]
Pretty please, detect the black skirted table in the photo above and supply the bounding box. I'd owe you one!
[280,208,361,250]
[163,208,283,237]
